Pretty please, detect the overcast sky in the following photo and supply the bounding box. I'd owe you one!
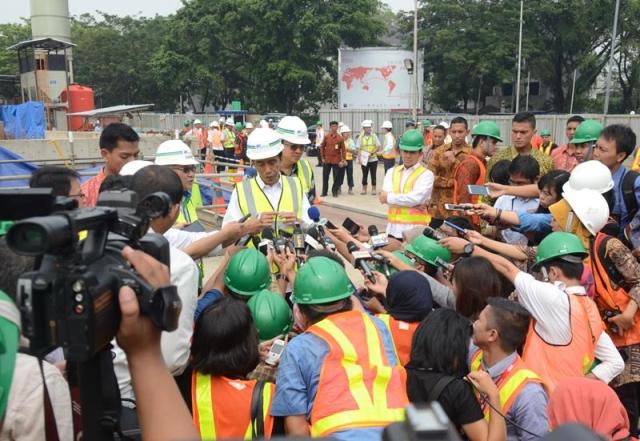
[2,0,414,24]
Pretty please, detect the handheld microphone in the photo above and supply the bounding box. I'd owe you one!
[368,225,389,250]
[305,226,324,251]
[292,222,306,265]
[257,227,275,255]
[423,226,446,241]
[347,241,376,283]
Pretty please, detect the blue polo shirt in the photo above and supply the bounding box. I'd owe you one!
[611,165,640,228]
[271,314,399,441]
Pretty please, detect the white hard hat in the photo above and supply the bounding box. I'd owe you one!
[154,140,200,166]
[338,121,344,127]
[381,120,393,129]
[245,122,254,129]
[246,128,284,160]
[276,116,311,145]
[562,188,610,235]
[225,118,235,126]
[361,120,372,128]
[119,160,153,176]
[339,125,351,134]
[563,160,614,194]
[193,119,202,125]
[259,119,269,128]
[439,121,449,129]
[219,116,226,122]
[209,121,219,128]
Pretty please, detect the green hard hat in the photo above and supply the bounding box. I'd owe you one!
[224,249,272,297]
[405,236,451,267]
[235,122,244,131]
[422,119,433,127]
[389,250,416,275]
[0,291,20,420]
[399,129,425,151]
[471,121,503,142]
[184,120,191,127]
[532,232,588,270]
[540,129,551,137]
[293,257,353,304]
[247,290,292,341]
[571,120,603,145]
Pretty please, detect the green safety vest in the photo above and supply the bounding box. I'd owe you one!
[177,181,203,225]
[223,129,236,149]
[294,159,314,196]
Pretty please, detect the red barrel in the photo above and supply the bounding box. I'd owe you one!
[60,84,95,131]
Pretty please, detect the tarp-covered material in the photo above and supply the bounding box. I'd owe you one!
[0,146,37,187]
[0,101,46,139]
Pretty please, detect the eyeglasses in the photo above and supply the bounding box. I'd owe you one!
[287,144,305,152]
[171,165,196,174]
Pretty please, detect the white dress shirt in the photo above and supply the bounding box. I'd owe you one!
[382,163,434,238]
[164,228,223,256]
[222,175,312,227]
[1,354,73,441]
[113,243,198,401]
[514,272,624,384]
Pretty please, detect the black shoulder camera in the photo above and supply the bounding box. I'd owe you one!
[1,188,181,362]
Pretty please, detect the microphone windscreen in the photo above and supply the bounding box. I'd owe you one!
[307,206,321,222]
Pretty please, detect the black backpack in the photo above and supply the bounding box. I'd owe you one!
[621,170,640,221]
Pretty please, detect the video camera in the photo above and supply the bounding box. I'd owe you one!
[1,188,181,362]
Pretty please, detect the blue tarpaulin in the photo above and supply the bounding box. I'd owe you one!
[0,101,46,139]
[0,146,37,187]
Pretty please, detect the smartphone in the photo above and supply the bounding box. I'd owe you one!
[443,220,467,236]
[342,217,360,235]
[467,185,489,196]
[443,203,473,211]
[325,220,337,229]
[265,339,287,366]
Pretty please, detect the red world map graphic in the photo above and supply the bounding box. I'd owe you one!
[341,65,398,94]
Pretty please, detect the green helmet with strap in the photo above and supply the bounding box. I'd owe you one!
[235,122,244,131]
[398,129,425,152]
[422,119,433,127]
[224,249,272,297]
[0,291,20,419]
[405,236,451,267]
[471,121,503,142]
[532,232,588,270]
[389,250,416,275]
[293,257,353,304]
[540,129,551,137]
[247,290,292,341]
[571,120,603,145]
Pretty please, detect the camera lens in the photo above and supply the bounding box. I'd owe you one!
[6,215,72,256]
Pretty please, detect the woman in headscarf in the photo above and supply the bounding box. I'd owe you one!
[548,378,634,441]
[363,270,433,365]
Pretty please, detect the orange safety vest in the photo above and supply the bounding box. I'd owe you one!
[377,314,420,366]
[306,310,408,437]
[469,351,548,420]
[590,232,640,348]
[387,165,431,225]
[522,292,604,392]
[192,374,275,440]
[211,129,223,150]
[453,153,486,225]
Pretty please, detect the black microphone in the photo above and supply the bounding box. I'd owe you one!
[368,225,388,250]
[423,226,446,241]
[292,222,306,265]
[368,225,379,236]
[347,241,376,283]
[257,227,275,255]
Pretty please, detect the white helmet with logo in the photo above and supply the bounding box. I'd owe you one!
[381,120,393,129]
[361,120,373,128]
[563,160,614,194]
[155,140,200,166]
[246,128,284,160]
[562,188,610,235]
[339,125,351,134]
[276,116,311,145]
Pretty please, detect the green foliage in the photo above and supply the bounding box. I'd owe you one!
[0,22,31,102]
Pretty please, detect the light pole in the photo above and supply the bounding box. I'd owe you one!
[569,69,577,114]
[404,58,415,119]
[515,0,524,113]
[412,0,419,122]
[604,0,621,116]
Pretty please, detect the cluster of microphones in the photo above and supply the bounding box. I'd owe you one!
[233,206,395,282]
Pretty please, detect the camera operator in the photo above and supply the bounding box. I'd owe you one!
[112,165,198,425]
[29,165,86,208]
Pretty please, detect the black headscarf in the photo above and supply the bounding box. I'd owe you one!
[386,271,433,322]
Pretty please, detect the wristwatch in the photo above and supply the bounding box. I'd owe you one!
[462,242,475,257]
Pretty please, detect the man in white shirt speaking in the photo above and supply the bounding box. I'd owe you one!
[379,129,434,240]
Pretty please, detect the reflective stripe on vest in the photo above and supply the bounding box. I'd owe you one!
[295,159,314,194]
[360,135,378,160]
[177,181,203,225]
[223,129,236,149]
[388,165,431,225]
[377,313,418,366]
[522,292,603,392]
[590,232,640,347]
[192,372,273,440]
[307,311,407,437]
[469,351,547,419]
[236,175,302,234]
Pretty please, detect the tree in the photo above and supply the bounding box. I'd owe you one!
[612,0,640,112]
[0,22,31,102]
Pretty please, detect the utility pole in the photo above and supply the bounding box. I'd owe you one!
[515,0,524,113]
[412,0,419,122]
